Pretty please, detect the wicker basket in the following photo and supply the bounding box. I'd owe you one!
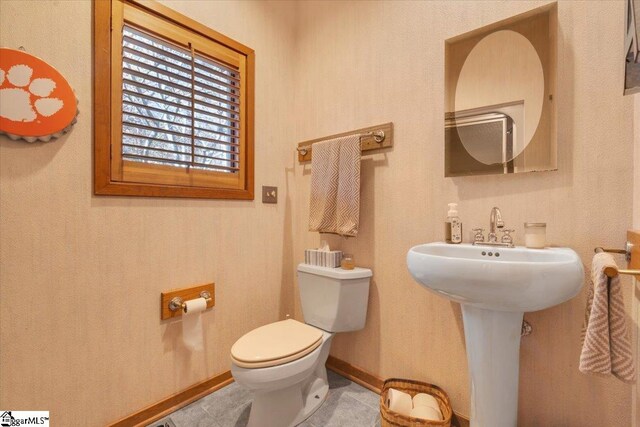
[380,378,452,427]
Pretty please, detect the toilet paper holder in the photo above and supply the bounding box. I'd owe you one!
[169,291,213,313]
[161,283,215,319]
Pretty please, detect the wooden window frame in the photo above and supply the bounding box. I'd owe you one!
[94,0,255,199]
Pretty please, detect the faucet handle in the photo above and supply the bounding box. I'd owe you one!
[500,229,515,244]
[472,228,485,243]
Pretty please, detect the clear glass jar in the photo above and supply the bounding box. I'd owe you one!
[524,223,546,249]
[341,254,355,270]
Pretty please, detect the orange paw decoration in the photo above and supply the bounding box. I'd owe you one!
[0,48,78,142]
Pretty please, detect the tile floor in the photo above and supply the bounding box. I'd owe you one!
[149,370,381,427]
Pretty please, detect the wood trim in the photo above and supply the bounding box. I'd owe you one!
[111,0,125,181]
[95,180,254,199]
[106,370,233,427]
[326,355,383,393]
[326,355,470,427]
[93,0,255,200]
[93,0,113,194]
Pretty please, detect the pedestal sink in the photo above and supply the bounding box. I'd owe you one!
[406,243,584,427]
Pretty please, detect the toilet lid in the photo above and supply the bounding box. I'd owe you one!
[231,319,323,369]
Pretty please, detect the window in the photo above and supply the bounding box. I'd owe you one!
[94,0,254,199]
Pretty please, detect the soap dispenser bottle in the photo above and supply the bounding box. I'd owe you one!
[445,203,462,244]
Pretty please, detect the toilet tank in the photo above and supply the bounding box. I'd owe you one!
[297,264,372,332]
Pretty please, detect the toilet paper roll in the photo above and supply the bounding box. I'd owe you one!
[413,393,441,412]
[386,388,412,417]
[410,405,443,421]
[182,297,207,351]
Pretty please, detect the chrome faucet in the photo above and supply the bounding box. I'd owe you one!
[488,207,504,243]
[472,207,515,248]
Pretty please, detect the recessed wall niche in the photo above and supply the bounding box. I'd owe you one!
[445,4,557,177]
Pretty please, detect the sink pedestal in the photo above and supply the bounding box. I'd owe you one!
[461,305,523,427]
[407,243,584,427]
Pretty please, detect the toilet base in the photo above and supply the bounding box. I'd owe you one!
[243,333,333,427]
[247,368,329,427]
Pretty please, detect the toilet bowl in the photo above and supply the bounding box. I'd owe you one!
[231,321,334,427]
[230,264,372,427]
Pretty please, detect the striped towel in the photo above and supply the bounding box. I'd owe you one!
[579,252,635,383]
[308,135,361,237]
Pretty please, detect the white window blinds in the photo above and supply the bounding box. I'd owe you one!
[121,25,241,173]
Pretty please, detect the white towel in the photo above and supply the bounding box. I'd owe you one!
[579,252,636,383]
[308,135,361,236]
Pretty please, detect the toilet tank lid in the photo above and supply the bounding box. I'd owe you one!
[297,263,372,279]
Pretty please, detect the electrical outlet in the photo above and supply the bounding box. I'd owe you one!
[262,186,277,204]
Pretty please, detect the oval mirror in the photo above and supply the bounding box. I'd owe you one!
[454,30,544,165]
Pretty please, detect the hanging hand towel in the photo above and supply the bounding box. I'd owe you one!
[579,252,636,383]
[308,135,361,237]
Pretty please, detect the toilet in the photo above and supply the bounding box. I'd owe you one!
[230,263,372,427]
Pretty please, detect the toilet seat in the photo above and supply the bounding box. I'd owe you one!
[231,319,323,369]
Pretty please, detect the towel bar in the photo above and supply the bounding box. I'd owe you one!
[296,122,394,161]
[594,243,639,278]
[296,131,385,156]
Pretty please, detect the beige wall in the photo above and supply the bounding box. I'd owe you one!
[635,96,640,228]
[291,1,635,426]
[1,1,637,426]
[0,1,297,426]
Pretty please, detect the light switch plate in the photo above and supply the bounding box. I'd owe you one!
[262,186,278,204]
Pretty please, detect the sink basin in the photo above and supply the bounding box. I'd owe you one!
[406,242,584,427]
[407,242,584,312]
